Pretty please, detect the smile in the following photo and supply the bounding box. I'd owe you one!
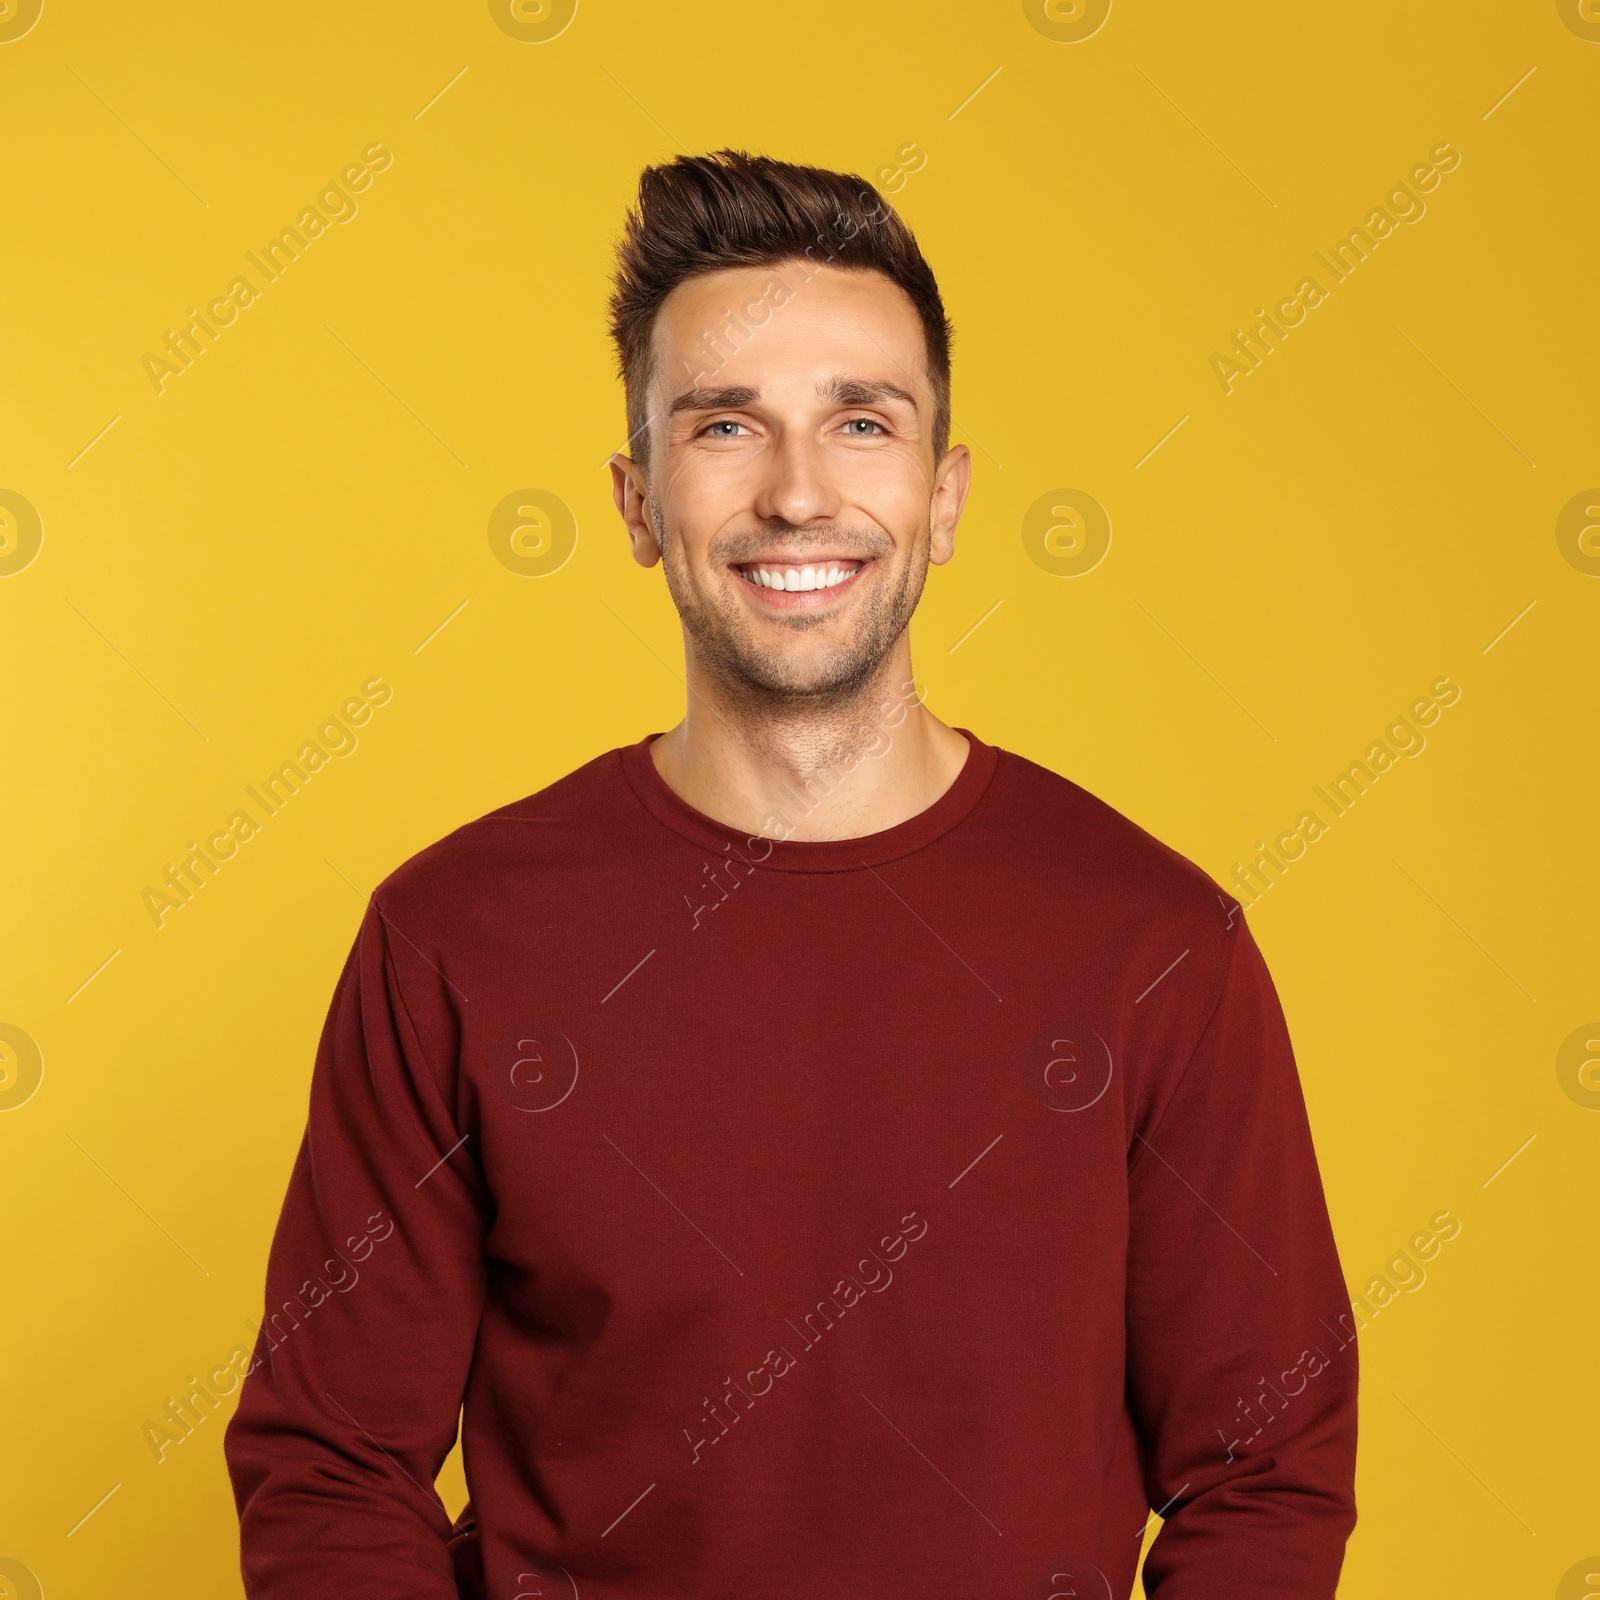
[735,560,864,595]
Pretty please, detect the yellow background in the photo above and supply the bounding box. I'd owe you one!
[2,1,1595,1595]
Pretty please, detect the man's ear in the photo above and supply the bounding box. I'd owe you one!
[609,452,661,568]
[928,443,971,566]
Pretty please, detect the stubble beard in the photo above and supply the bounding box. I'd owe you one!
[652,499,927,716]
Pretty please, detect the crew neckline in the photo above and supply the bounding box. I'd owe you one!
[619,727,999,873]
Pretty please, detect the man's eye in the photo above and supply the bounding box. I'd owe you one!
[702,420,747,437]
[843,417,885,436]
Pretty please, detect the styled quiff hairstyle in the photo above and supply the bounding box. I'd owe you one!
[608,149,953,469]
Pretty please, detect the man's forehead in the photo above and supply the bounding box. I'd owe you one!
[652,264,925,352]
[641,265,935,444]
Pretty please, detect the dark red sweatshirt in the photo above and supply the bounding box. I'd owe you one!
[224,728,1357,1599]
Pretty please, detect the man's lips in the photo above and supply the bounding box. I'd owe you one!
[733,558,868,608]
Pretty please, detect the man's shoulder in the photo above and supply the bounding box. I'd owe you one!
[986,743,1238,930]
[371,742,640,919]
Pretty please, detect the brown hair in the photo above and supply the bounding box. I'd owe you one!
[608,149,953,468]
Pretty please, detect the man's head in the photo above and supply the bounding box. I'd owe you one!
[607,150,969,708]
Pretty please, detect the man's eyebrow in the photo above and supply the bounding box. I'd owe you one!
[818,377,919,409]
[667,385,760,417]
[664,378,920,419]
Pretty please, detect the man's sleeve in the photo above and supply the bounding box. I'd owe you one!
[224,897,490,1599]
[1125,916,1358,1598]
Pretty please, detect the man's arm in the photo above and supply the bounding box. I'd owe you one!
[1125,917,1358,1597]
[224,897,489,1598]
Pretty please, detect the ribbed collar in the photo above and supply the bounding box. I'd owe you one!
[619,727,999,873]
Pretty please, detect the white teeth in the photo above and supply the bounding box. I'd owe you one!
[742,562,858,592]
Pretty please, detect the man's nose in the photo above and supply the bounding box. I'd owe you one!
[751,431,841,527]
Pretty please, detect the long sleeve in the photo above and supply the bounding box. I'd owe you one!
[224,897,489,1598]
[1125,917,1358,1597]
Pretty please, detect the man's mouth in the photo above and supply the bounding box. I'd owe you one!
[734,559,865,595]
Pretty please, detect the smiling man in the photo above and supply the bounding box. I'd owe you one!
[607,166,973,843]
[226,152,1358,1600]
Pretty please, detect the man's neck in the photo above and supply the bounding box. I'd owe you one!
[646,645,972,842]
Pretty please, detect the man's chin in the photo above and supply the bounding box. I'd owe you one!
[726,660,877,703]
[699,635,891,705]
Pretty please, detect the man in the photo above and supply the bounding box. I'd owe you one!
[225,151,1358,1598]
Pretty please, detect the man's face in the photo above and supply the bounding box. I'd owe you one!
[610,264,969,703]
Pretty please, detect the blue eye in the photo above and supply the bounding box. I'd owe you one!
[844,417,884,435]
[704,420,744,437]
